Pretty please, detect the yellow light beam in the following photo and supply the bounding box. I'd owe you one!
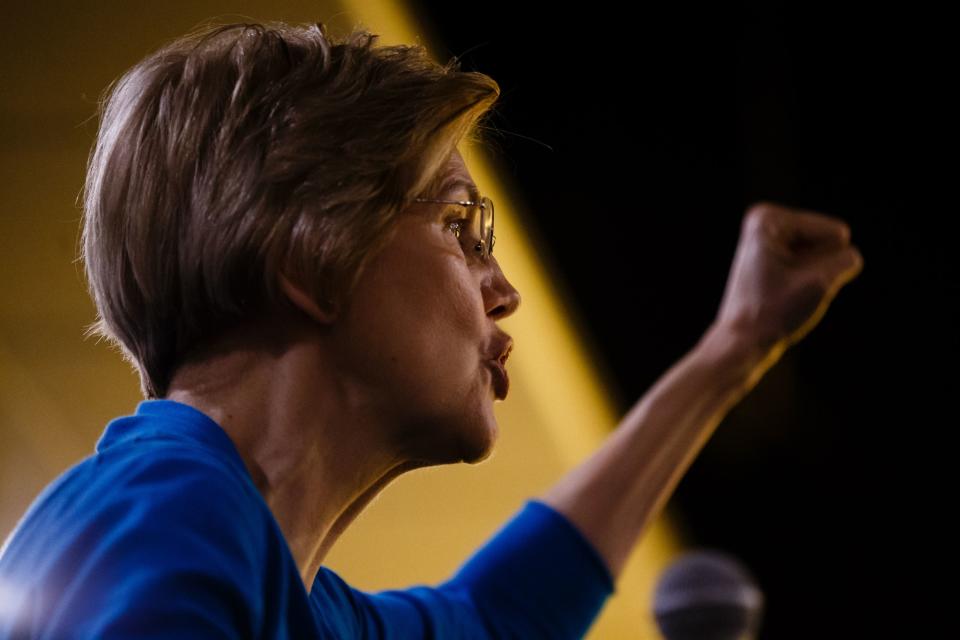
[328,3,687,637]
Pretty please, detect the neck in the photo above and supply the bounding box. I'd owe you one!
[166,326,426,592]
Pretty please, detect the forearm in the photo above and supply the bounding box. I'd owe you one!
[539,324,784,582]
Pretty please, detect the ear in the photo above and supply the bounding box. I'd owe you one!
[278,273,338,325]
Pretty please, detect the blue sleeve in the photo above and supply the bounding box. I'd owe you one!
[3,457,266,638]
[310,499,615,639]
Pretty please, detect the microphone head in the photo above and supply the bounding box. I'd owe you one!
[653,548,764,640]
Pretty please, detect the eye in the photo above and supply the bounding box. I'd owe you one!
[443,206,482,259]
[445,217,467,239]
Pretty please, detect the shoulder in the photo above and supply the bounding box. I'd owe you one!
[3,440,265,558]
[84,441,270,576]
[0,443,271,637]
[71,439,268,556]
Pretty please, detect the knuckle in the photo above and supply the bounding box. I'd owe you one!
[747,200,780,216]
[838,221,852,239]
[745,201,769,221]
[745,201,781,228]
[847,246,864,270]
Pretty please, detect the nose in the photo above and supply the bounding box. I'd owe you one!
[482,255,521,320]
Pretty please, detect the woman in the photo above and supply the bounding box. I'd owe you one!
[0,20,862,638]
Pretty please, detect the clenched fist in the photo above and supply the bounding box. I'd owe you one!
[714,201,864,355]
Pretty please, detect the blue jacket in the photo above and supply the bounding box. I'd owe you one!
[0,399,614,638]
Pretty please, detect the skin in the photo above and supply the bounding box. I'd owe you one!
[540,202,864,579]
[166,149,521,591]
[169,149,865,594]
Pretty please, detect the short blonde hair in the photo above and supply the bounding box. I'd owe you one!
[80,21,500,399]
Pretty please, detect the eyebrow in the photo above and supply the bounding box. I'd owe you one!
[438,176,481,202]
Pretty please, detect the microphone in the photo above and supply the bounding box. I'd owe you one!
[653,548,764,640]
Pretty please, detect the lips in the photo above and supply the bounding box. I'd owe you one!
[488,335,514,367]
[487,360,510,401]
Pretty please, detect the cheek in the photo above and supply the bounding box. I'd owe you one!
[409,265,485,381]
[347,237,486,389]
[440,265,485,337]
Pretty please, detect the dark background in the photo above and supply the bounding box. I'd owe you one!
[411,2,954,637]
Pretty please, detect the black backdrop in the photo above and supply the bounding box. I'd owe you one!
[409,2,955,637]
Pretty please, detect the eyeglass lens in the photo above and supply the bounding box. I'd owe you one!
[481,197,494,257]
[459,197,494,259]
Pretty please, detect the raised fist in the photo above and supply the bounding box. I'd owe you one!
[714,201,864,355]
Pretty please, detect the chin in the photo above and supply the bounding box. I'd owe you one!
[407,376,500,465]
[404,408,497,467]
[458,412,498,464]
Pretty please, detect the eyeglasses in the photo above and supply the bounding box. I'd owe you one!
[413,195,496,260]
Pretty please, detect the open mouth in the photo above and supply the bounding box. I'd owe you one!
[487,361,509,400]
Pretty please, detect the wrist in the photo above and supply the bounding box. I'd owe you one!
[698,322,785,389]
